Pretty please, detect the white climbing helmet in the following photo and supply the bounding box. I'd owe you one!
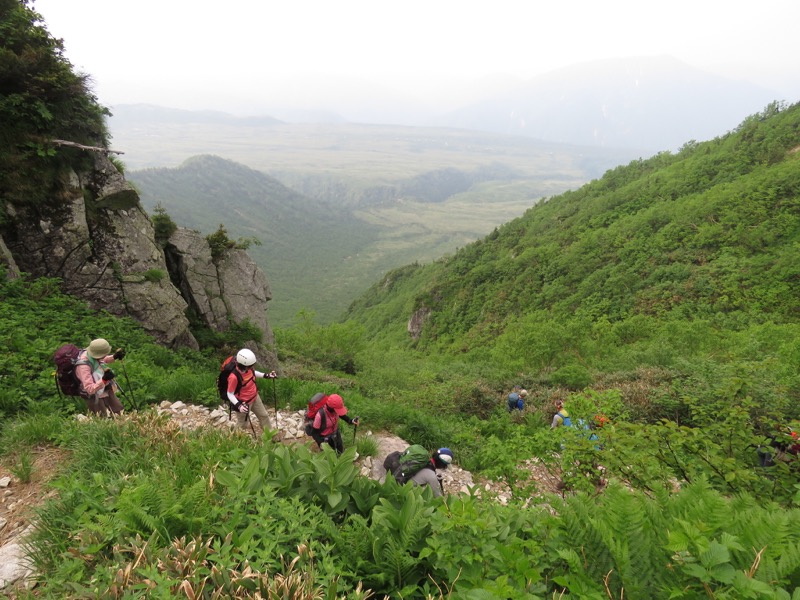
[236,348,256,367]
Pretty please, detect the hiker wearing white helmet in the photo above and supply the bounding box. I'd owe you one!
[227,348,277,432]
[73,338,126,417]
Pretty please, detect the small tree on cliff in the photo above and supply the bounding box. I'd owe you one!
[206,224,260,261]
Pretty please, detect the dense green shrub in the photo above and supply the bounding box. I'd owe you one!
[0,0,110,209]
[549,364,592,390]
[276,310,365,374]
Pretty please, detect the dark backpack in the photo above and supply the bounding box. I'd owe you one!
[53,344,91,397]
[383,444,432,484]
[217,356,243,407]
[303,393,328,435]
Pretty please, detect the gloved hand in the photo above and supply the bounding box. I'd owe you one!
[113,348,126,360]
[102,370,115,382]
[352,417,360,426]
[237,402,250,414]
[267,370,277,378]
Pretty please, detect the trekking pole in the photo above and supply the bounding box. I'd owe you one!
[353,417,359,446]
[243,405,258,440]
[53,372,63,401]
[271,375,277,414]
[115,351,138,410]
[248,412,258,440]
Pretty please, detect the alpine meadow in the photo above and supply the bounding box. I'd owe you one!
[1,1,800,599]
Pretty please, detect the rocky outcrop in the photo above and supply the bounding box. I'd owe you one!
[165,228,278,370]
[0,237,19,278]
[407,306,431,340]
[0,153,277,365]
[2,153,195,348]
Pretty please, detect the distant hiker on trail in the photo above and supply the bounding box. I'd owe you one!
[226,348,277,433]
[310,393,359,455]
[73,338,126,417]
[507,385,525,412]
[383,446,454,497]
[551,400,571,429]
[517,389,528,411]
[757,423,800,468]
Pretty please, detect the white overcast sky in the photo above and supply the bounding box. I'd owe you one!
[33,0,800,115]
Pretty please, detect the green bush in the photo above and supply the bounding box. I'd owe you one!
[142,268,166,283]
[550,364,592,390]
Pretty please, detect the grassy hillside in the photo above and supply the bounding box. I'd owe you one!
[3,268,800,599]
[3,258,800,599]
[345,101,800,419]
[5,9,800,598]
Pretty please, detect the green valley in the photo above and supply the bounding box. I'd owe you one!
[119,110,638,325]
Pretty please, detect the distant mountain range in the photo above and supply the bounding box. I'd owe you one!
[110,55,786,155]
[431,56,784,152]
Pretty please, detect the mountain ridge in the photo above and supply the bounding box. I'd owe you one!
[344,102,800,372]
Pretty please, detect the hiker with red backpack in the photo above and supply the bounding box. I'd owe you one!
[72,338,126,417]
[225,348,277,433]
[309,393,359,455]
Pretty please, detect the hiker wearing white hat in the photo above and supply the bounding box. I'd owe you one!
[73,338,126,416]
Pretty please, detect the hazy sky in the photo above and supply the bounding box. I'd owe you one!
[34,0,800,116]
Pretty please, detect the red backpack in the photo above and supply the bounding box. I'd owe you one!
[303,393,328,435]
[53,344,91,397]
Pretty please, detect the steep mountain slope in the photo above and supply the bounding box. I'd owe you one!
[345,102,800,375]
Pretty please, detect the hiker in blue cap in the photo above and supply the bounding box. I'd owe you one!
[407,448,454,497]
[383,447,454,497]
[507,386,527,412]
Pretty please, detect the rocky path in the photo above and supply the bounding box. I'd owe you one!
[0,401,562,594]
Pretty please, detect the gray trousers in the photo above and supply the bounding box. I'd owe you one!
[236,394,272,431]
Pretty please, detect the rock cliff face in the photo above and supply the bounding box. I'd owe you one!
[0,153,278,369]
[164,227,277,367]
